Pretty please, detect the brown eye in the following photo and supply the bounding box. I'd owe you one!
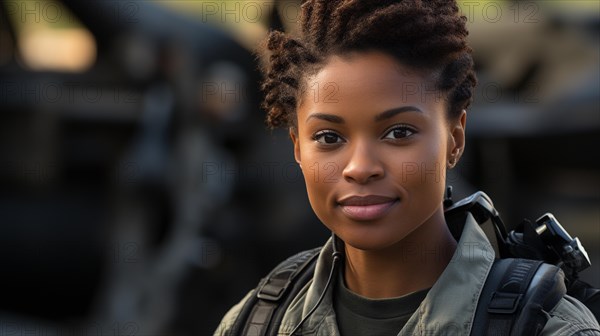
[383,126,416,140]
[313,131,344,144]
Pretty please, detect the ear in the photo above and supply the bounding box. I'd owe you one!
[289,127,302,165]
[447,109,467,163]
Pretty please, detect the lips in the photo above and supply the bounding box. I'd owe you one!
[337,195,398,221]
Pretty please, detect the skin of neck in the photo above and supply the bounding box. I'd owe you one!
[342,205,457,299]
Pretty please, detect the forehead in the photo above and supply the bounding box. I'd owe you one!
[299,51,445,117]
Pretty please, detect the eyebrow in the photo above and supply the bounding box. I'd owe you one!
[374,106,422,122]
[305,106,422,124]
[305,113,344,124]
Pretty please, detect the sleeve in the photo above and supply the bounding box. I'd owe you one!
[213,290,256,336]
[540,295,600,336]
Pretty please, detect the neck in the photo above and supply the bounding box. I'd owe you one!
[342,208,457,299]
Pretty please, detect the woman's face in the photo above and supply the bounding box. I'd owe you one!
[290,51,466,251]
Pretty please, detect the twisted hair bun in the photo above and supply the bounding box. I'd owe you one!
[260,0,477,129]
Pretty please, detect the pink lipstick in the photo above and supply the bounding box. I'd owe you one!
[338,195,398,221]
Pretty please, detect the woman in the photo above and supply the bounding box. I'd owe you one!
[215,1,599,335]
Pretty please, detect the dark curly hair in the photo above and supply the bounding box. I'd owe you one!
[260,0,477,129]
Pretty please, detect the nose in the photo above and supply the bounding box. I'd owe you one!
[342,141,384,184]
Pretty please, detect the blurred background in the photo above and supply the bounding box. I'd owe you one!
[0,0,598,335]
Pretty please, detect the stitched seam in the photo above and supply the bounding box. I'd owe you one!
[550,311,600,334]
[464,243,495,336]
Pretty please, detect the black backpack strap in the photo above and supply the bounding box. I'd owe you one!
[471,258,515,335]
[513,262,566,335]
[231,247,321,336]
[472,258,566,336]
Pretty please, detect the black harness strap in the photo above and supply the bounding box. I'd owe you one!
[472,258,543,336]
[471,258,513,335]
[242,300,278,336]
[240,247,321,336]
[488,259,542,335]
[512,263,566,335]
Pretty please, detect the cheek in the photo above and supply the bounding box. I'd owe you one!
[300,156,337,199]
[386,142,447,190]
[301,167,333,230]
[297,147,342,223]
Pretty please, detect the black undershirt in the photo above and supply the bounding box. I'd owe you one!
[333,268,429,336]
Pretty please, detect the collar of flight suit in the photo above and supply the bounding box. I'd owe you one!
[279,212,496,335]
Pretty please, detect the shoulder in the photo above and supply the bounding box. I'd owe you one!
[540,294,600,336]
[213,290,255,336]
[213,246,324,335]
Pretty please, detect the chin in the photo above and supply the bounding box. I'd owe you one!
[336,228,405,252]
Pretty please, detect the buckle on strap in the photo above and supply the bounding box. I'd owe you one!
[488,291,523,314]
[257,269,294,301]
